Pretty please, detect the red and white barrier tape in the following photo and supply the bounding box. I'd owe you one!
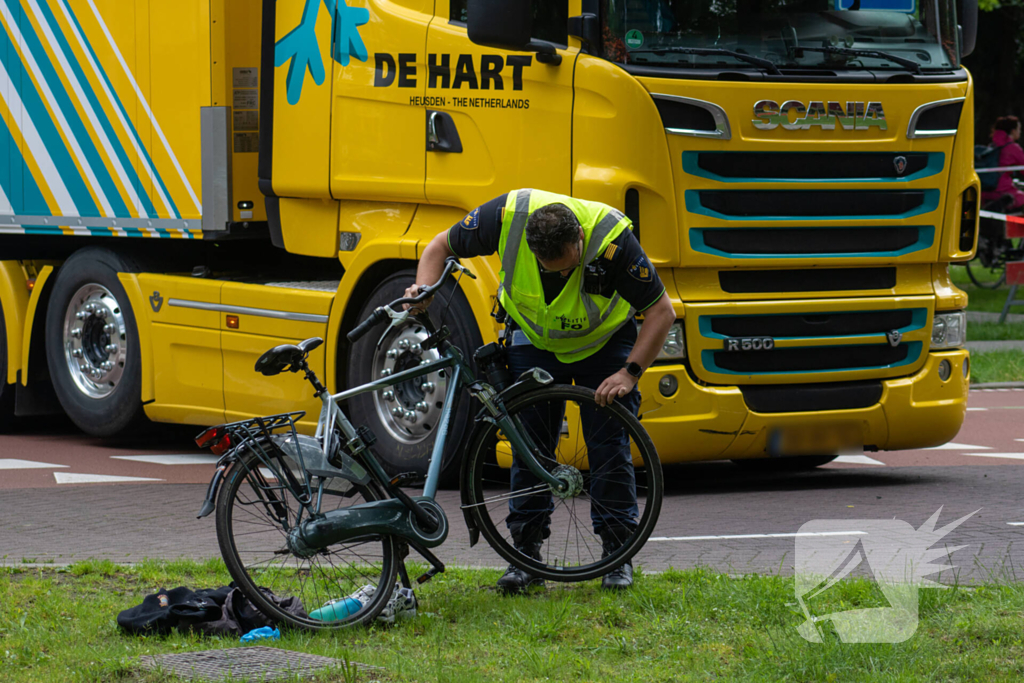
[976,165,1024,173]
[979,210,1024,225]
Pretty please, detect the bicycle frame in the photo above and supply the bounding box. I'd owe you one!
[280,321,566,554]
[318,338,564,500]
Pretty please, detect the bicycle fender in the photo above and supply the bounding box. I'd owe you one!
[497,368,554,404]
[271,433,371,487]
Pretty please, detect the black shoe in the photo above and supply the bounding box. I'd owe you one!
[496,540,545,595]
[599,528,634,590]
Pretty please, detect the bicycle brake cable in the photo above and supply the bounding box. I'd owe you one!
[437,268,464,331]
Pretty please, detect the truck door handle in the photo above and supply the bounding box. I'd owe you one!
[426,110,463,153]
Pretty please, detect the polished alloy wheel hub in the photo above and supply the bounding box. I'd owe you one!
[372,323,447,444]
[62,284,127,399]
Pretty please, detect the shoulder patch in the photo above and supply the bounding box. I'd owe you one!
[602,243,619,261]
[460,207,481,231]
[627,254,654,282]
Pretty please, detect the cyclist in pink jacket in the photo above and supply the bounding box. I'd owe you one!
[982,115,1024,211]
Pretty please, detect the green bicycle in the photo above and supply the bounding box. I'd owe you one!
[196,258,663,629]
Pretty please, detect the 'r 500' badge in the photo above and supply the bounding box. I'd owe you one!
[723,336,775,352]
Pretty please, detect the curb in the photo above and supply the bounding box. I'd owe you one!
[970,381,1024,390]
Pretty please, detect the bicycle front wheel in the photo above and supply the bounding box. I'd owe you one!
[463,384,663,582]
[216,450,399,630]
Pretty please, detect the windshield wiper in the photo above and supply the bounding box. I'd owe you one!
[796,46,922,73]
[628,47,782,75]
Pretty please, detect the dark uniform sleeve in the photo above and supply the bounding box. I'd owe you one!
[600,229,666,312]
[446,193,508,259]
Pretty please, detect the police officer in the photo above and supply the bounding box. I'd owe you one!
[406,189,675,591]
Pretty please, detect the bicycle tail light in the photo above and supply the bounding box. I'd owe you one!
[196,426,232,454]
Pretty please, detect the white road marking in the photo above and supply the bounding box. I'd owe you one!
[967,407,988,411]
[0,459,68,470]
[54,473,163,484]
[110,455,218,465]
[1007,523,1024,526]
[648,531,867,542]
[1015,439,1024,443]
[927,442,992,450]
[962,453,1024,461]
[833,455,886,466]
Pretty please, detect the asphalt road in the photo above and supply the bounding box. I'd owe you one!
[2,387,1024,583]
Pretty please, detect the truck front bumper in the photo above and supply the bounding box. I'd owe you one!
[641,349,970,462]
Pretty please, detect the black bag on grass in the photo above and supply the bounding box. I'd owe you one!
[117,584,306,636]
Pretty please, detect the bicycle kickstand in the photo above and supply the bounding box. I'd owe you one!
[395,542,414,590]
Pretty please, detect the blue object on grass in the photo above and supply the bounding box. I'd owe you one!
[240,626,280,642]
[310,597,362,622]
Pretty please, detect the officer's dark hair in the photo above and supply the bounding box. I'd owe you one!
[525,204,580,262]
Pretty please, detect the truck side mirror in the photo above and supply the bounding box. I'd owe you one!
[466,0,562,65]
[957,0,978,58]
[467,0,532,52]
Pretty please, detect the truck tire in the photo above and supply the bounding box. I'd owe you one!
[0,298,15,432]
[44,248,146,436]
[346,268,483,487]
[731,455,838,471]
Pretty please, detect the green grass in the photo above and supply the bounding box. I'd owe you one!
[970,349,1024,383]
[967,322,1024,341]
[4,559,1024,682]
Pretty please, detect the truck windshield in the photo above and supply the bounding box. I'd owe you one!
[601,0,960,73]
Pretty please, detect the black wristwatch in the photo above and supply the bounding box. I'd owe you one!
[624,362,643,379]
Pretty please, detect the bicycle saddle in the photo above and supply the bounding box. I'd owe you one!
[254,337,323,375]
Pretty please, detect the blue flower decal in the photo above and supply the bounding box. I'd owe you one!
[275,0,370,105]
[330,0,370,66]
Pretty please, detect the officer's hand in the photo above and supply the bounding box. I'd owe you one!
[402,284,434,313]
[595,369,638,407]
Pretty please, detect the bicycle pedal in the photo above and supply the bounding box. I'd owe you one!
[416,567,444,584]
[390,472,425,488]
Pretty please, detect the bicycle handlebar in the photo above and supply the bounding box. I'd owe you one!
[346,258,472,343]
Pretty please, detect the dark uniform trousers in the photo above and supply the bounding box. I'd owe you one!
[504,319,641,542]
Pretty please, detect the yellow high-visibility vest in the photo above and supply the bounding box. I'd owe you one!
[498,188,635,362]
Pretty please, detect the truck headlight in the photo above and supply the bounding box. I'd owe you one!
[659,322,686,360]
[637,320,686,361]
[931,311,966,349]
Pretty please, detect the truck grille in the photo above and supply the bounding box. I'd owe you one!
[707,343,915,373]
[709,309,915,338]
[718,268,896,293]
[694,226,931,257]
[691,190,936,218]
[687,302,931,382]
[691,152,934,181]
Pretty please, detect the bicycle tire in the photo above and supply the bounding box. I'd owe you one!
[462,384,663,582]
[965,257,1006,289]
[216,449,399,630]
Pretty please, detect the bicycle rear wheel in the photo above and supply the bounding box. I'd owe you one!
[216,450,398,629]
[462,384,662,582]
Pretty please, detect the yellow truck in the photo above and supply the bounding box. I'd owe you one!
[0,0,978,480]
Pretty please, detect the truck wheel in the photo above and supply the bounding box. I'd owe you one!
[731,455,838,471]
[45,248,146,436]
[0,298,15,432]
[346,268,483,486]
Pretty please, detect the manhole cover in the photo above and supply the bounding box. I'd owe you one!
[138,646,381,681]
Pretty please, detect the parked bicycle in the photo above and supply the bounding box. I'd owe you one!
[196,258,663,629]
[965,182,1024,289]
